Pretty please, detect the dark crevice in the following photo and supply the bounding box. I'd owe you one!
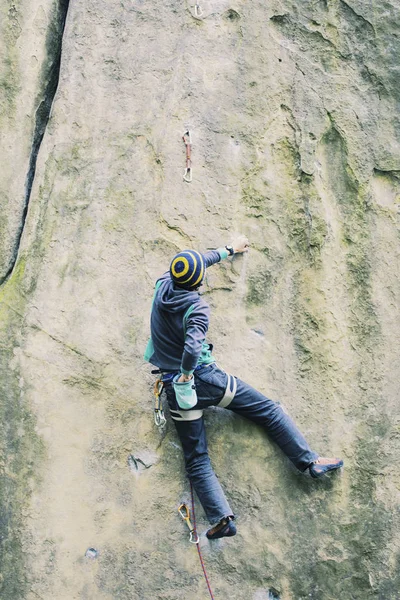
[0,0,70,287]
[224,8,241,21]
[373,168,400,180]
[339,0,376,35]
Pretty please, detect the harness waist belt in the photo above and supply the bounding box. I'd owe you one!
[169,370,236,419]
[160,362,214,383]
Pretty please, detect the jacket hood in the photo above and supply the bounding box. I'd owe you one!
[155,275,200,313]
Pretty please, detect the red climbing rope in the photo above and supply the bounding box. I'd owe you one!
[190,481,216,600]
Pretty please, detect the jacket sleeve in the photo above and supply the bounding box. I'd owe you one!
[203,248,230,268]
[181,303,210,375]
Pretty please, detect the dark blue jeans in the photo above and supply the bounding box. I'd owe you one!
[164,363,318,525]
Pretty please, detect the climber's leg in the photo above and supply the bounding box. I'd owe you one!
[171,413,234,525]
[228,378,318,471]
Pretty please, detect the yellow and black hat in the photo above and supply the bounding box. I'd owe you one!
[170,250,205,289]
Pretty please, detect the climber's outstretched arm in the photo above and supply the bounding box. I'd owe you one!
[203,235,249,268]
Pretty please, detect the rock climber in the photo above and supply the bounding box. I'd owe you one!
[145,236,343,539]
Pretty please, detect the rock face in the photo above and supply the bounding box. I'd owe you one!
[0,0,69,282]
[1,1,399,599]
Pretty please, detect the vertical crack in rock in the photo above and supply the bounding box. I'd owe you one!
[0,0,70,287]
[0,2,70,598]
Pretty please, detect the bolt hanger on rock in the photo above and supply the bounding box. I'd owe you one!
[182,129,193,182]
[194,2,203,17]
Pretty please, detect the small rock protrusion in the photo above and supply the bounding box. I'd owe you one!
[85,547,99,559]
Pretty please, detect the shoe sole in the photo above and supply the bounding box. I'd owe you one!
[206,525,237,540]
[309,464,344,479]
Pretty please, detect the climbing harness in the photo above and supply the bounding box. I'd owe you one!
[178,503,199,544]
[217,373,237,408]
[194,2,203,17]
[153,378,167,429]
[182,129,193,182]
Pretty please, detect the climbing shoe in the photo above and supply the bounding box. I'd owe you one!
[308,457,344,479]
[206,516,236,540]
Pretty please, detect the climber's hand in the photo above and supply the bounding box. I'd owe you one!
[233,235,250,254]
[178,373,193,383]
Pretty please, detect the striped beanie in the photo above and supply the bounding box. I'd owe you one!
[170,250,205,289]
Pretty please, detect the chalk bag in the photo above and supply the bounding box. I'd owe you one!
[173,375,198,410]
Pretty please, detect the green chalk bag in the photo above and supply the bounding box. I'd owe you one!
[173,375,198,410]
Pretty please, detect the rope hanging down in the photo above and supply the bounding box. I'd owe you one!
[178,485,215,600]
[190,481,215,600]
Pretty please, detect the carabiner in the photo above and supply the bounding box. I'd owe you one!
[154,379,164,399]
[178,503,199,544]
[178,503,190,520]
[182,130,192,146]
[154,379,167,429]
[194,3,203,17]
[154,409,167,428]
[183,167,193,183]
[189,529,199,544]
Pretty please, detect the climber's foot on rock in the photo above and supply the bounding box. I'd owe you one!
[308,457,344,479]
[206,516,236,540]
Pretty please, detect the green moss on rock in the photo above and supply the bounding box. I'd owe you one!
[246,269,274,305]
[0,271,45,599]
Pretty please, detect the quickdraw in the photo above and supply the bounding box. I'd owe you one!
[189,482,215,599]
[178,484,215,599]
[153,379,167,429]
[178,503,199,544]
[182,129,192,182]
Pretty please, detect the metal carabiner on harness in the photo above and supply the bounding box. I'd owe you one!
[154,379,167,429]
[178,503,199,544]
[182,130,193,183]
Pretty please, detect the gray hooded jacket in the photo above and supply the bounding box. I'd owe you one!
[145,249,227,375]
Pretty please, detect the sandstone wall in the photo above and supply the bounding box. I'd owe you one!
[1,1,399,599]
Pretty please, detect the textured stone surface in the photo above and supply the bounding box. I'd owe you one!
[1,1,400,599]
[0,0,67,282]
